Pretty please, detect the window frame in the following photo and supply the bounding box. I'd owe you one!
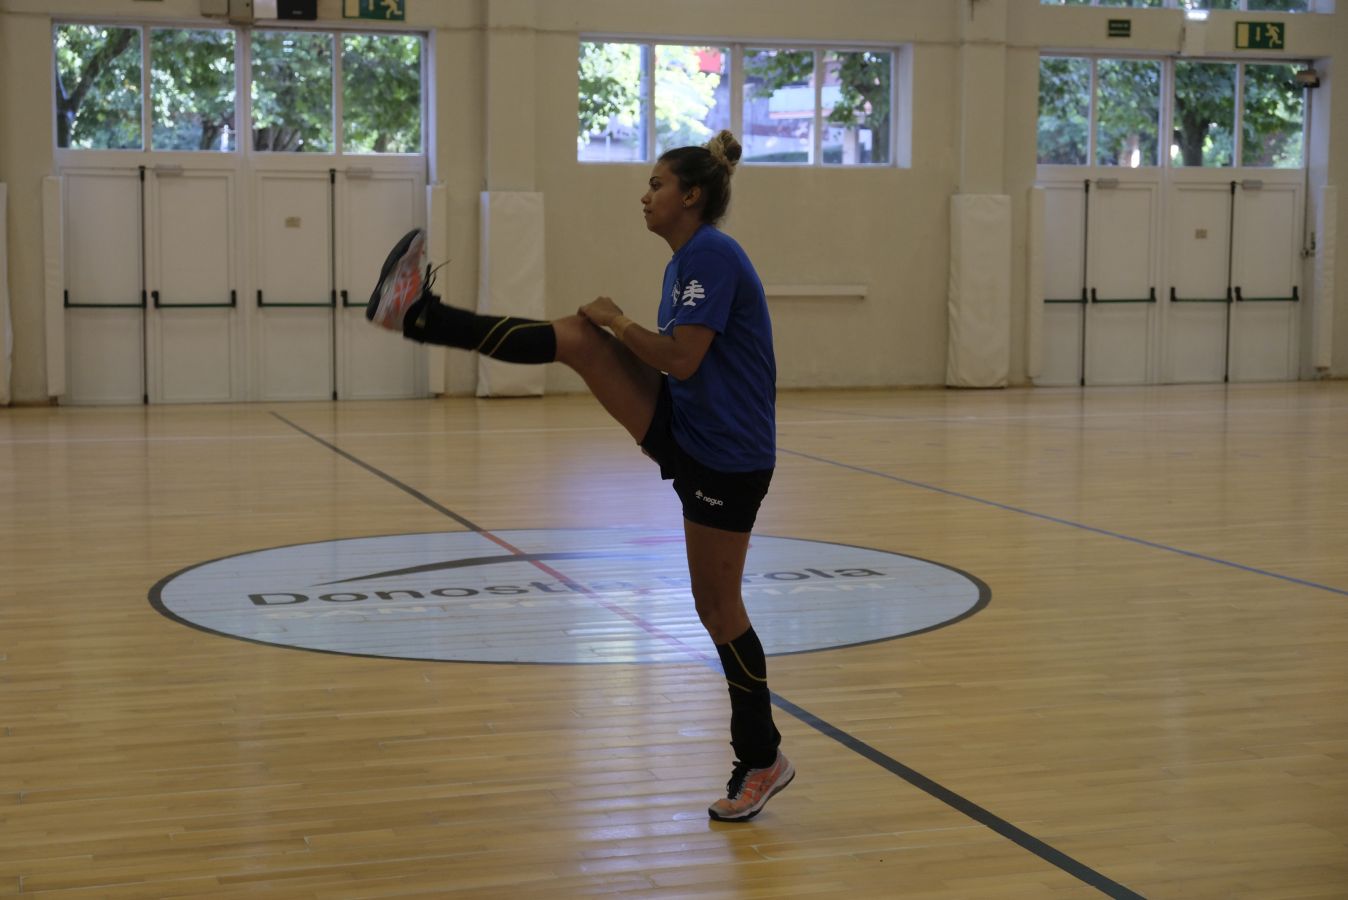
[1037,53,1308,170]
[52,19,427,159]
[1038,0,1318,11]
[578,37,901,169]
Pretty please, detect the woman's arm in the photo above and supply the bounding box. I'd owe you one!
[580,297,714,380]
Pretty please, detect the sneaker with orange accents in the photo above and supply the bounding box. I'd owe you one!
[707,751,794,822]
[366,228,428,331]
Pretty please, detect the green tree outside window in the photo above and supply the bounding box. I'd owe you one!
[55,25,142,150]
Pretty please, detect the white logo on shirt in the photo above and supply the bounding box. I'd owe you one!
[681,280,705,306]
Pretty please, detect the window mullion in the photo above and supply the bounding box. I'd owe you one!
[731,44,743,142]
[1234,62,1246,167]
[334,32,343,155]
[813,48,823,166]
[644,43,655,162]
[239,26,252,163]
[1088,58,1099,167]
[142,25,152,153]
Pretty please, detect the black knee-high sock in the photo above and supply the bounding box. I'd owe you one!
[715,626,781,769]
[404,295,556,364]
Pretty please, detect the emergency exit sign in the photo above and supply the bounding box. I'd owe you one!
[1235,21,1285,50]
[344,0,404,20]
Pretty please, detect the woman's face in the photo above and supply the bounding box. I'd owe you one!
[641,162,694,238]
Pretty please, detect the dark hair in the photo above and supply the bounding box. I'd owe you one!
[658,130,742,226]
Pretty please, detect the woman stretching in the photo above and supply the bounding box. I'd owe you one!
[367,130,791,822]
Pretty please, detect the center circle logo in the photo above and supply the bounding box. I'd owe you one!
[150,529,989,664]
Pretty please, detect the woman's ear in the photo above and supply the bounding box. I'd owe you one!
[683,186,702,208]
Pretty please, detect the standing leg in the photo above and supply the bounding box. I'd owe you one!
[685,519,793,822]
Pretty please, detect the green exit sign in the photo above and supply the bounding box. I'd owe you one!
[344,0,405,20]
[1235,21,1285,50]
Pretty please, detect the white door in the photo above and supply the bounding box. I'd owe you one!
[253,170,337,401]
[1230,179,1301,381]
[1038,181,1088,386]
[1163,180,1233,383]
[62,169,146,405]
[336,168,425,400]
[146,167,240,403]
[1085,179,1159,385]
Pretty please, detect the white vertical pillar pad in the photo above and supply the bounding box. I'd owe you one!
[947,193,1011,388]
[477,190,546,397]
[1026,187,1045,381]
[42,176,65,399]
[0,184,9,405]
[1312,185,1336,371]
[426,182,449,395]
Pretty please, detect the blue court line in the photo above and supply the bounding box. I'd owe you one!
[781,448,1348,598]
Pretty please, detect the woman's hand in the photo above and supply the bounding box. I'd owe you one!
[579,296,623,328]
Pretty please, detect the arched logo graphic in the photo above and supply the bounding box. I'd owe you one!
[150,529,989,664]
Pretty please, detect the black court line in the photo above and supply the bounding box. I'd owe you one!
[774,694,1144,900]
[272,412,715,662]
[780,447,1348,598]
[273,411,1146,899]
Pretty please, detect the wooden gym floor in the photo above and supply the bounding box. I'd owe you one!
[1,382,1345,898]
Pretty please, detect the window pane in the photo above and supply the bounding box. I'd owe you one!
[151,29,235,152]
[1242,64,1304,167]
[1096,58,1160,167]
[343,34,421,154]
[578,42,646,162]
[1173,61,1235,167]
[251,31,332,152]
[54,25,142,150]
[1181,0,1239,9]
[1038,56,1090,165]
[742,48,814,164]
[822,50,891,165]
[1097,0,1164,6]
[654,45,728,157]
[1246,0,1307,10]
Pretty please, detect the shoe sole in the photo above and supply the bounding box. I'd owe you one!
[366,228,424,322]
[707,768,795,823]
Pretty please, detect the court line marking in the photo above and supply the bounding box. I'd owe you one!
[781,448,1348,598]
[270,412,713,662]
[270,410,1145,900]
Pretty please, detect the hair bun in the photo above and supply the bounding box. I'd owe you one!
[707,130,742,172]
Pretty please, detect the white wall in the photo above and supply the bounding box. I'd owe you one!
[1,0,1345,403]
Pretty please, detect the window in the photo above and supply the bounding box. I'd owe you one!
[1242,63,1304,166]
[1037,56,1091,165]
[55,24,142,150]
[54,23,424,155]
[342,33,422,154]
[1038,56,1305,169]
[655,45,730,157]
[1096,59,1161,167]
[152,28,236,151]
[743,48,814,163]
[822,51,892,165]
[1173,61,1236,167]
[251,31,333,152]
[579,40,896,167]
[1040,0,1311,9]
[578,41,646,162]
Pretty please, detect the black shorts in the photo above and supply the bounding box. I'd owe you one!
[639,381,774,533]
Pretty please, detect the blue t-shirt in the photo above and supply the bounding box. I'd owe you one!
[657,225,776,472]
